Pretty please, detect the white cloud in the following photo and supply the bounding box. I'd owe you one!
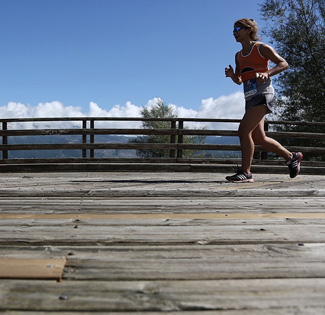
[197,91,245,119]
[88,101,143,128]
[32,101,84,118]
[94,101,142,118]
[0,92,245,130]
[0,101,85,129]
[170,104,198,118]
[194,91,245,129]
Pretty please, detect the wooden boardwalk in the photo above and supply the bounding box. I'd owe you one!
[0,171,325,314]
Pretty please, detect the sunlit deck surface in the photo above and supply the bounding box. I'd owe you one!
[1,171,325,314]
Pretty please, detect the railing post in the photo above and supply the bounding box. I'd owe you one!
[2,122,8,160]
[90,119,95,158]
[177,120,184,159]
[82,119,87,158]
[170,120,176,158]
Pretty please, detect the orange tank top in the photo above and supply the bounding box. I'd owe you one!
[237,42,269,82]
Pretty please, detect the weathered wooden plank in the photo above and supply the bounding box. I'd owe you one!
[63,259,324,281]
[1,245,323,281]
[2,244,325,260]
[0,171,323,196]
[0,224,324,245]
[3,310,324,315]
[0,197,324,213]
[0,218,325,231]
[0,204,324,218]
[0,117,180,122]
[0,258,66,280]
[1,157,325,169]
[0,188,325,197]
[1,279,325,312]
[180,143,325,154]
[0,142,177,151]
[62,244,325,281]
[1,217,325,227]
[0,171,319,188]
[180,129,325,139]
[0,128,179,136]
[0,157,182,165]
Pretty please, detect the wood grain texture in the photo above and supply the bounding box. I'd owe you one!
[0,172,324,313]
[0,258,66,280]
[1,279,325,312]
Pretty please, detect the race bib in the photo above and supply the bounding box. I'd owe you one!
[244,78,257,98]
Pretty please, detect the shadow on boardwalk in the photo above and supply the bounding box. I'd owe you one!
[0,172,325,314]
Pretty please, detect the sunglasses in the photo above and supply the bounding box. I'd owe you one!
[233,26,245,33]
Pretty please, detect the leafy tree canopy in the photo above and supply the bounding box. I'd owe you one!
[260,0,325,123]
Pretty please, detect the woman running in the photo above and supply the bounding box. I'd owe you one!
[225,18,303,182]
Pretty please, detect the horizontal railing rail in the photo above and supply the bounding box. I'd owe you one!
[1,117,325,164]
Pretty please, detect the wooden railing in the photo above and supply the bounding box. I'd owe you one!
[0,117,325,165]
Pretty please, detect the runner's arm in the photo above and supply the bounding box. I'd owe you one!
[258,43,289,81]
[225,52,242,85]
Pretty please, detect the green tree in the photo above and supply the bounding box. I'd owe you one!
[260,0,325,122]
[260,0,325,160]
[129,99,205,158]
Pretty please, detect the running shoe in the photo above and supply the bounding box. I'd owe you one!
[287,152,303,178]
[226,170,254,183]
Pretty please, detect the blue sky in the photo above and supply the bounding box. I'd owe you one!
[0,0,266,120]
